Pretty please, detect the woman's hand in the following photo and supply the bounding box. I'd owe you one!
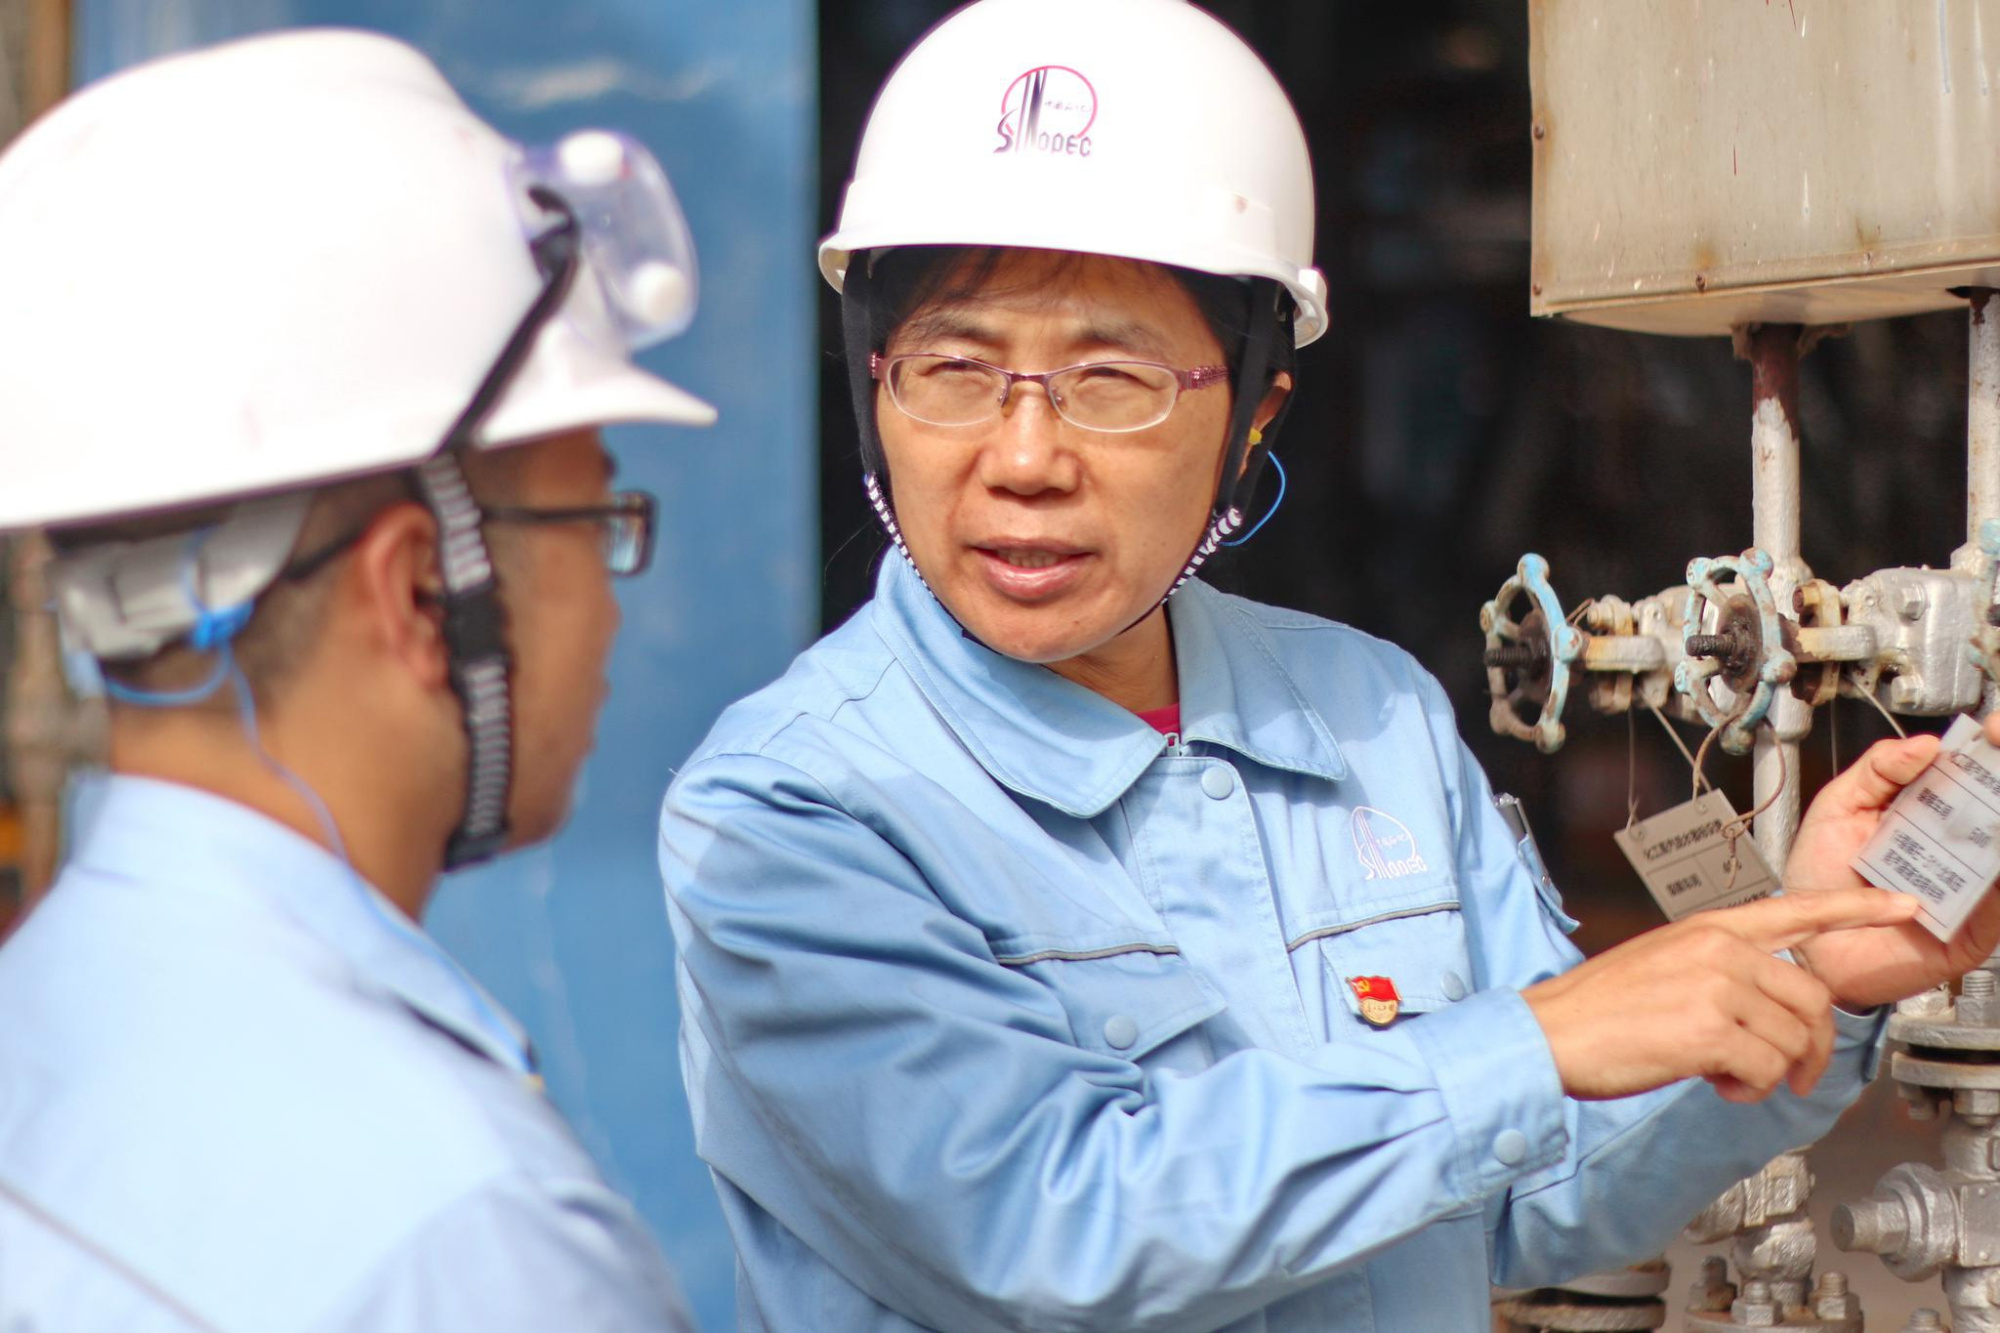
[1787,716,2000,1008]
[1522,889,1920,1103]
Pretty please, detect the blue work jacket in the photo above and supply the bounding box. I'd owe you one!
[660,555,1885,1332]
[0,776,694,1333]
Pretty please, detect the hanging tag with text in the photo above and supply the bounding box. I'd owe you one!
[1854,714,2000,942]
[1614,790,1780,922]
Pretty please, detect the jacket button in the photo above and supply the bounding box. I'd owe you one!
[1441,971,1467,1001]
[1493,1129,1529,1166]
[1200,766,1235,800]
[1103,1015,1140,1050]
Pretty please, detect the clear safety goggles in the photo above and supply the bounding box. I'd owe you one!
[510,129,699,351]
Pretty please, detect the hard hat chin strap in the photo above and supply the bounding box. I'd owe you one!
[414,452,515,868]
[422,186,583,871]
[845,255,943,603]
[1158,277,1294,608]
[842,255,891,483]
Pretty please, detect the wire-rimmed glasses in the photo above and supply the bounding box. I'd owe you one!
[871,351,1228,434]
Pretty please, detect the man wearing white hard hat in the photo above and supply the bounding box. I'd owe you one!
[0,29,711,1332]
[660,2,2000,1329]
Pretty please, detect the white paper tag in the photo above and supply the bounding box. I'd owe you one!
[1854,714,2000,941]
[1614,790,1781,922]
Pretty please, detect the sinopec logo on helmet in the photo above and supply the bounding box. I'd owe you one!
[994,66,1096,158]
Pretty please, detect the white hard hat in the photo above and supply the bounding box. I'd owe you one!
[0,27,715,533]
[819,0,1327,345]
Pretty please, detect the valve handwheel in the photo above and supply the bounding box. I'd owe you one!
[1677,549,1796,756]
[1480,553,1581,754]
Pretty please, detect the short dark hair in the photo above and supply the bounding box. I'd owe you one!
[866,245,1293,386]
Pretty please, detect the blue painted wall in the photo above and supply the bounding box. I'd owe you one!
[78,3,818,1326]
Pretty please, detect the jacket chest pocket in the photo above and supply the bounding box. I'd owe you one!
[1314,902,1473,1029]
[1000,945,1226,1074]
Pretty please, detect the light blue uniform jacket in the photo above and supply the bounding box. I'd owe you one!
[660,556,1885,1332]
[0,777,694,1333]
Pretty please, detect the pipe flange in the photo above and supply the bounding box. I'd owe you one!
[1889,1011,2000,1051]
[1481,553,1581,754]
[1678,549,1796,756]
[1579,597,1640,716]
[1494,1294,1665,1331]
[1554,1262,1672,1301]
[1791,579,1846,708]
[1890,1051,2000,1093]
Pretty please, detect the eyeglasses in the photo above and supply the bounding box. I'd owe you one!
[871,352,1228,434]
[480,489,658,577]
[280,487,658,584]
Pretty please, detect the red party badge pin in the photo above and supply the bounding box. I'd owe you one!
[1348,975,1401,1027]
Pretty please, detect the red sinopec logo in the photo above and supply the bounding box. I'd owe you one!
[995,66,1097,157]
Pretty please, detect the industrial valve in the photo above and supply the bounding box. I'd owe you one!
[1478,551,1997,754]
[1833,971,2000,1332]
[1676,1151,1862,1331]
[1841,566,1991,716]
[1479,555,1708,756]
[1678,550,1796,756]
[1480,553,1581,754]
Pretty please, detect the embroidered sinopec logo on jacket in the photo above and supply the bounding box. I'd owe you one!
[1351,806,1429,881]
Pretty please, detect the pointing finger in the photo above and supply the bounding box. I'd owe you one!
[1706,887,1919,951]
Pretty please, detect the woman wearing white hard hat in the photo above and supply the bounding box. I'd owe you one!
[661,2,1994,1328]
[0,30,712,1332]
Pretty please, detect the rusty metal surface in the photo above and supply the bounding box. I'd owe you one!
[1530,0,2000,334]
[1492,1293,1666,1331]
[24,0,69,123]
[0,0,76,936]
[1558,1261,1673,1302]
[5,536,103,912]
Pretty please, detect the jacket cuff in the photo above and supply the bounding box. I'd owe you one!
[1398,987,1570,1202]
[1833,1003,1892,1083]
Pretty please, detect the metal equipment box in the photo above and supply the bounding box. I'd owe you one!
[1530,0,2000,334]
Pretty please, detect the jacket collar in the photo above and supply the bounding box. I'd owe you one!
[868,555,1347,818]
[65,774,534,1074]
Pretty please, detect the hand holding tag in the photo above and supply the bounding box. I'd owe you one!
[1854,715,2000,940]
[1789,720,2000,1008]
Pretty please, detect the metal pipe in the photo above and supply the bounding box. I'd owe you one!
[1794,624,1878,663]
[1579,635,1667,673]
[1957,290,2000,577]
[1959,289,2000,718]
[1739,324,1811,873]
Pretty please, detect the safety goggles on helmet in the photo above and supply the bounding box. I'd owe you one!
[511,130,698,353]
